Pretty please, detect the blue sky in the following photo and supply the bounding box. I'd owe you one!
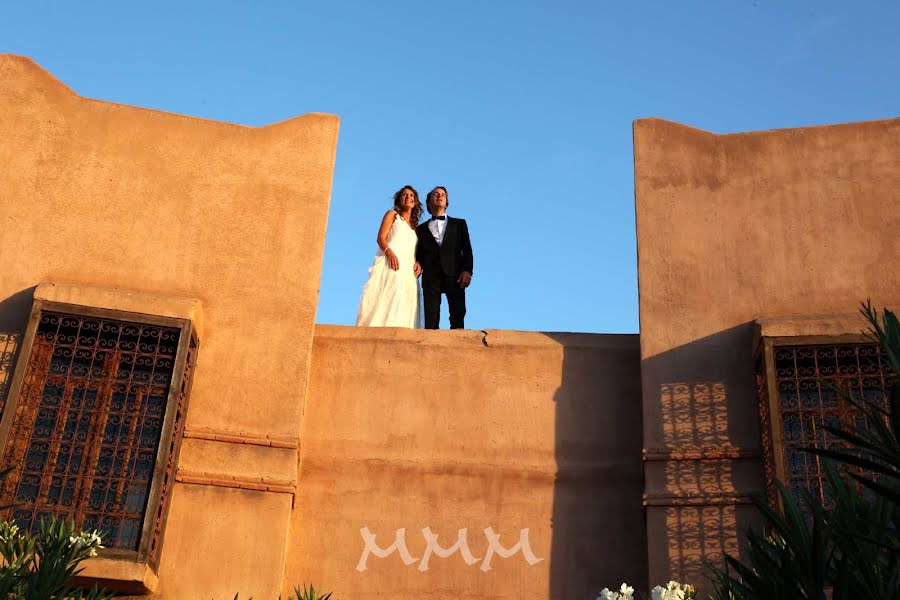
[2,1,897,333]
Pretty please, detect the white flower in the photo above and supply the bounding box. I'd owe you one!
[69,530,104,557]
[649,580,695,600]
[0,523,20,544]
[597,589,616,600]
[617,583,634,600]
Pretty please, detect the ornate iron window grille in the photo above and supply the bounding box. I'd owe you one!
[0,302,197,568]
[756,337,895,508]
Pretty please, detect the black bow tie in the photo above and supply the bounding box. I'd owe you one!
[431,216,446,221]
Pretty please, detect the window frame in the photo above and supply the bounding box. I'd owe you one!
[0,298,197,570]
[755,332,883,509]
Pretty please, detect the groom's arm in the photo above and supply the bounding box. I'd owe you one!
[459,219,473,275]
[415,226,424,264]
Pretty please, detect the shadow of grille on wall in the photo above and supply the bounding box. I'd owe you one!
[757,340,895,508]
[665,504,738,582]
[0,309,197,565]
[654,381,743,583]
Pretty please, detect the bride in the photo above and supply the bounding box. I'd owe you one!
[356,185,423,328]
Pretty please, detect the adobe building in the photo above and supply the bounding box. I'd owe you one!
[0,54,897,598]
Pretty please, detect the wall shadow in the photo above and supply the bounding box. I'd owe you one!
[545,333,646,598]
[0,287,35,415]
[641,323,767,588]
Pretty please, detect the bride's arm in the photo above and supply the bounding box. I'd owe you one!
[377,210,400,271]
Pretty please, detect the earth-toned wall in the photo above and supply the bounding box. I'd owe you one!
[285,326,645,600]
[0,54,645,600]
[0,55,339,598]
[7,51,894,599]
[633,117,900,586]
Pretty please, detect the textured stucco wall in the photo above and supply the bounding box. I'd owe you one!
[0,55,339,598]
[285,326,645,600]
[633,117,900,586]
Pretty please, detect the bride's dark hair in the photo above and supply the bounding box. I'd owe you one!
[392,185,423,225]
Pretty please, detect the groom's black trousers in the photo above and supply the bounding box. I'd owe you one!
[422,273,466,329]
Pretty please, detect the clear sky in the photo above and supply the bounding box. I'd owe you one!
[2,1,897,333]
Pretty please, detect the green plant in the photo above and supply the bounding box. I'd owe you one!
[708,465,899,599]
[707,302,900,599]
[0,517,112,600]
[806,302,900,519]
[232,583,334,600]
[288,584,332,600]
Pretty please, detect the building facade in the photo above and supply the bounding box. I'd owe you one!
[0,54,897,598]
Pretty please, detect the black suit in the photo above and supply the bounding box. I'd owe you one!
[416,216,474,329]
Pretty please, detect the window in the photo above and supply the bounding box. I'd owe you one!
[0,301,197,569]
[756,336,895,508]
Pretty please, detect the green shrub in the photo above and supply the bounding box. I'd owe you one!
[0,517,111,600]
[232,583,334,600]
[707,302,900,599]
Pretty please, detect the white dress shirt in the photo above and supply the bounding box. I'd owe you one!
[428,215,448,246]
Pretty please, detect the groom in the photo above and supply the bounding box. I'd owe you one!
[415,186,474,329]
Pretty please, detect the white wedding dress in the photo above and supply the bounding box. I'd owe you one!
[356,213,422,328]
